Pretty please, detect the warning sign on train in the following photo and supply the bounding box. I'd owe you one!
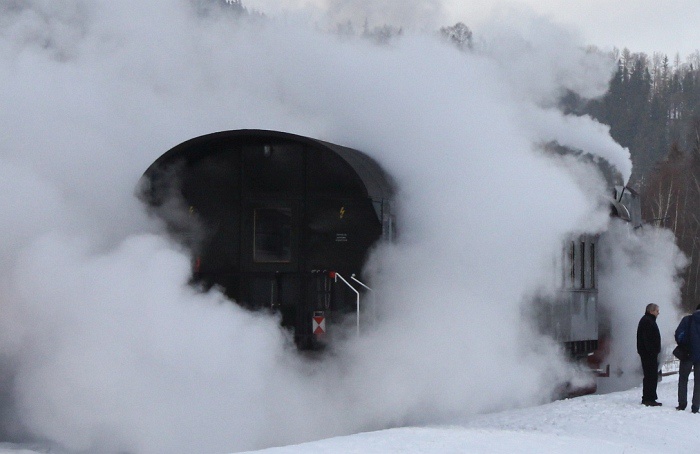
[312,312,326,335]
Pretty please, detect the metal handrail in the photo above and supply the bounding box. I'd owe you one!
[351,274,375,322]
[333,272,360,336]
[350,273,372,291]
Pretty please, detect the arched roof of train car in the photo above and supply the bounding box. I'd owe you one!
[145,129,394,201]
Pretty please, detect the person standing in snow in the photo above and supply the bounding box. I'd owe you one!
[675,303,700,413]
[637,303,662,406]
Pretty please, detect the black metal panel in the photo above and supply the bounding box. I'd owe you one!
[182,144,241,203]
[317,140,393,202]
[304,198,382,272]
[307,146,367,197]
[174,144,243,273]
[195,209,240,274]
[242,142,304,196]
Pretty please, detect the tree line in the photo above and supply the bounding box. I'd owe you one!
[585,49,700,184]
[580,49,700,311]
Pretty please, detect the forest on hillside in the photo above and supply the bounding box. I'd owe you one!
[579,49,700,311]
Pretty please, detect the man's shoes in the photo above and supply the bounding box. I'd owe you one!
[692,407,699,414]
[677,405,687,411]
[642,400,662,406]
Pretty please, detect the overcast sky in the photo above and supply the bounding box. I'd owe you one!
[244,0,700,59]
[445,0,700,58]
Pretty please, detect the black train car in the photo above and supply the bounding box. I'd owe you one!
[142,130,395,348]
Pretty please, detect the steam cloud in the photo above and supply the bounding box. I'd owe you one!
[597,223,687,393]
[0,1,683,453]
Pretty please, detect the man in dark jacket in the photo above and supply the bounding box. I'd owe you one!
[637,303,661,406]
[675,303,700,413]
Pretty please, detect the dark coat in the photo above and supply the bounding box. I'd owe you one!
[692,311,700,363]
[637,313,660,359]
[675,315,691,345]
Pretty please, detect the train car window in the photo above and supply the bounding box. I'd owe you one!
[254,208,292,263]
[590,242,596,289]
[580,241,586,289]
[569,241,575,288]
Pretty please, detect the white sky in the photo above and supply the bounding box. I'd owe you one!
[244,0,700,59]
[444,0,700,58]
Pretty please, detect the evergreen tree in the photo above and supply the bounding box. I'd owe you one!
[440,23,473,51]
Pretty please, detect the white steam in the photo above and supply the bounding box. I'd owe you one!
[0,1,679,453]
[597,223,688,393]
[324,0,445,30]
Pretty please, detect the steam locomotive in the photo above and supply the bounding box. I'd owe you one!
[141,130,394,349]
[141,129,638,357]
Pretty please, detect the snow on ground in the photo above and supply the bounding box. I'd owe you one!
[0,375,697,453]
[0,445,50,454]
[242,375,699,454]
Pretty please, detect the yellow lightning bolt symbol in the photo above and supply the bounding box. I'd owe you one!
[339,206,345,219]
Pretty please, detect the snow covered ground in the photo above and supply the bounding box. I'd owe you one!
[0,375,696,453]
[240,374,696,454]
